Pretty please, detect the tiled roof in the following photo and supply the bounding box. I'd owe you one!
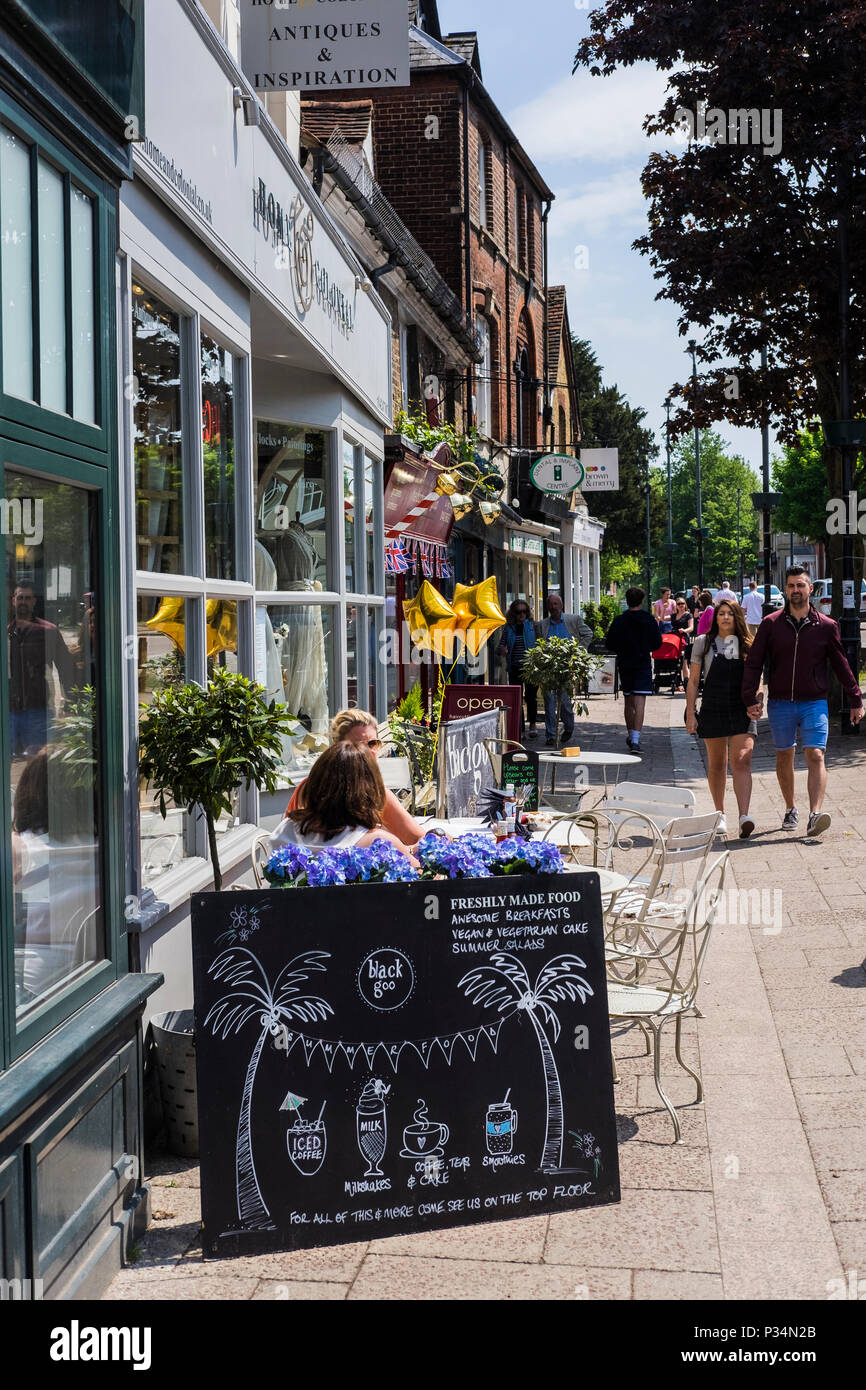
[547,285,567,377]
[443,32,482,78]
[409,24,466,70]
[300,100,373,146]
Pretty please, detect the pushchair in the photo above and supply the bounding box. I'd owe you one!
[651,631,686,694]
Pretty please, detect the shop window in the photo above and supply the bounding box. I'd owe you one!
[202,334,235,582]
[0,127,97,423]
[133,288,184,575]
[364,455,379,596]
[255,599,336,746]
[343,437,356,594]
[256,422,329,591]
[6,470,105,1023]
[136,593,193,886]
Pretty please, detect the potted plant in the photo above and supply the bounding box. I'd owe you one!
[520,637,604,722]
[138,667,296,889]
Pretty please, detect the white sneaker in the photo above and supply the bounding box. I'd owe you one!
[739,813,755,839]
[716,816,728,835]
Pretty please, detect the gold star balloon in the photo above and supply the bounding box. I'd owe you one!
[403,581,457,654]
[451,577,507,656]
[145,597,237,658]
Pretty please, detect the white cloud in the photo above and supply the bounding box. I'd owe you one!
[508,63,671,165]
[549,168,648,238]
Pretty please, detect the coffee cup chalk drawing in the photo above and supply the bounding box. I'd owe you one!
[400,1099,450,1159]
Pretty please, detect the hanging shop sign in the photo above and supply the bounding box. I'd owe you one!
[579,448,620,491]
[510,535,545,556]
[530,454,584,495]
[239,0,410,92]
[191,875,619,1255]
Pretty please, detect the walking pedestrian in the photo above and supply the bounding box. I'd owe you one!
[742,565,863,837]
[534,594,592,746]
[686,584,701,617]
[742,579,765,636]
[604,587,662,751]
[685,599,757,837]
[715,579,738,606]
[652,586,676,632]
[498,599,539,739]
[696,589,715,636]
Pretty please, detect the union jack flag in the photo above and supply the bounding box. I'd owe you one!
[384,538,410,574]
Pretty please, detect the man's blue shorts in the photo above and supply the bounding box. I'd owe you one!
[767,698,829,750]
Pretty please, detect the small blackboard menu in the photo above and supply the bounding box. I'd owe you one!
[192,874,620,1257]
[501,749,540,812]
[438,707,502,818]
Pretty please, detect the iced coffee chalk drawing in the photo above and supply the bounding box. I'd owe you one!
[192,877,619,1255]
[400,1099,449,1159]
[286,1100,328,1178]
[486,1089,518,1156]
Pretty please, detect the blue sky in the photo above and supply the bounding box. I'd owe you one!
[436,0,766,477]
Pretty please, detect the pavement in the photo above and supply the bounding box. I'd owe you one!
[103,688,866,1301]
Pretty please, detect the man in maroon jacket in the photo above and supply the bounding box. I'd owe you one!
[742,566,863,837]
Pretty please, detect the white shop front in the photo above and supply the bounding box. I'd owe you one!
[119,0,391,1013]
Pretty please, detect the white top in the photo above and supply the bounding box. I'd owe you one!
[269,818,370,852]
[714,586,739,605]
[743,589,765,623]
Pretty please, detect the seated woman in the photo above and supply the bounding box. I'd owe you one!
[271,741,419,864]
[285,708,422,849]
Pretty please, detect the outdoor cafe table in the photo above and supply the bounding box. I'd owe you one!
[538,749,641,801]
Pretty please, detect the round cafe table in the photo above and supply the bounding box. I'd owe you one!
[537,749,641,801]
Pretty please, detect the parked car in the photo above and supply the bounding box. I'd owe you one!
[808,578,866,617]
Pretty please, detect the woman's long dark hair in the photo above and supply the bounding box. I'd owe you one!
[706,599,753,651]
[505,599,534,626]
[289,741,385,840]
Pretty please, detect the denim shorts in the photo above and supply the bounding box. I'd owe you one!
[767,698,829,750]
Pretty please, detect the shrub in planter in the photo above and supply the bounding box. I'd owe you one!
[521,637,604,718]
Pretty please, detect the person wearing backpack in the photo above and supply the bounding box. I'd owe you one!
[685,598,758,838]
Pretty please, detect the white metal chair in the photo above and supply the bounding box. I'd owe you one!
[379,756,413,794]
[607,851,729,1142]
[251,833,273,888]
[596,780,696,831]
[609,811,722,925]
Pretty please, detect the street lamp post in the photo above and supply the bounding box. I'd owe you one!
[737,488,742,595]
[665,396,673,590]
[688,340,703,588]
[760,345,773,617]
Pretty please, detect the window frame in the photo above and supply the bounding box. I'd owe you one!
[128,271,254,895]
[0,96,110,454]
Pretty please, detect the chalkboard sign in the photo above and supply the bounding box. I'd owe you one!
[501,750,540,812]
[437,708,503,818]
[191,875,620,1257]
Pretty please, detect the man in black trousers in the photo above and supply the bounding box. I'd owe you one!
[604,588,662,752]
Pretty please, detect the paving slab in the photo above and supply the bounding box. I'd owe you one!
[347,1255,630,1300]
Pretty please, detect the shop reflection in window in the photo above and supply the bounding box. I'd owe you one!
[201,334,235,582]
[7,473,104,1018]
[343,438,356,593]
[255,420,328,590]
[207,598,241,844]
[137,594,191,884]
[132,285,184,575]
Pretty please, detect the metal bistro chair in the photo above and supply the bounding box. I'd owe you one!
[607,851,729,1142]
[607,810,723,931]
[596,781,696,832]
[542,807,665,918]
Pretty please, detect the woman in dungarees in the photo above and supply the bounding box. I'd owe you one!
[685,599,758,839]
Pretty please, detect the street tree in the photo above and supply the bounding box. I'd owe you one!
[664,431,761,586]
[772,429,830,545]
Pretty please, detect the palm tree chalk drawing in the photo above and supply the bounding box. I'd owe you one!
[205,948,333,1231]
[460,953,593,1173]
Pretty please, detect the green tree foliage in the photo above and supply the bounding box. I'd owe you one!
[571,337,664,556]
[573,1,866,608]
[771,429,829,543]
[138,668,295,890]
[600,546,642,592]
[666,431,761,586]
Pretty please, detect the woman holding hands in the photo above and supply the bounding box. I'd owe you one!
[685,599,758,838]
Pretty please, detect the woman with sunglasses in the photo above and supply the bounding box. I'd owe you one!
[283,708,423,847]
[498,599,539,738]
